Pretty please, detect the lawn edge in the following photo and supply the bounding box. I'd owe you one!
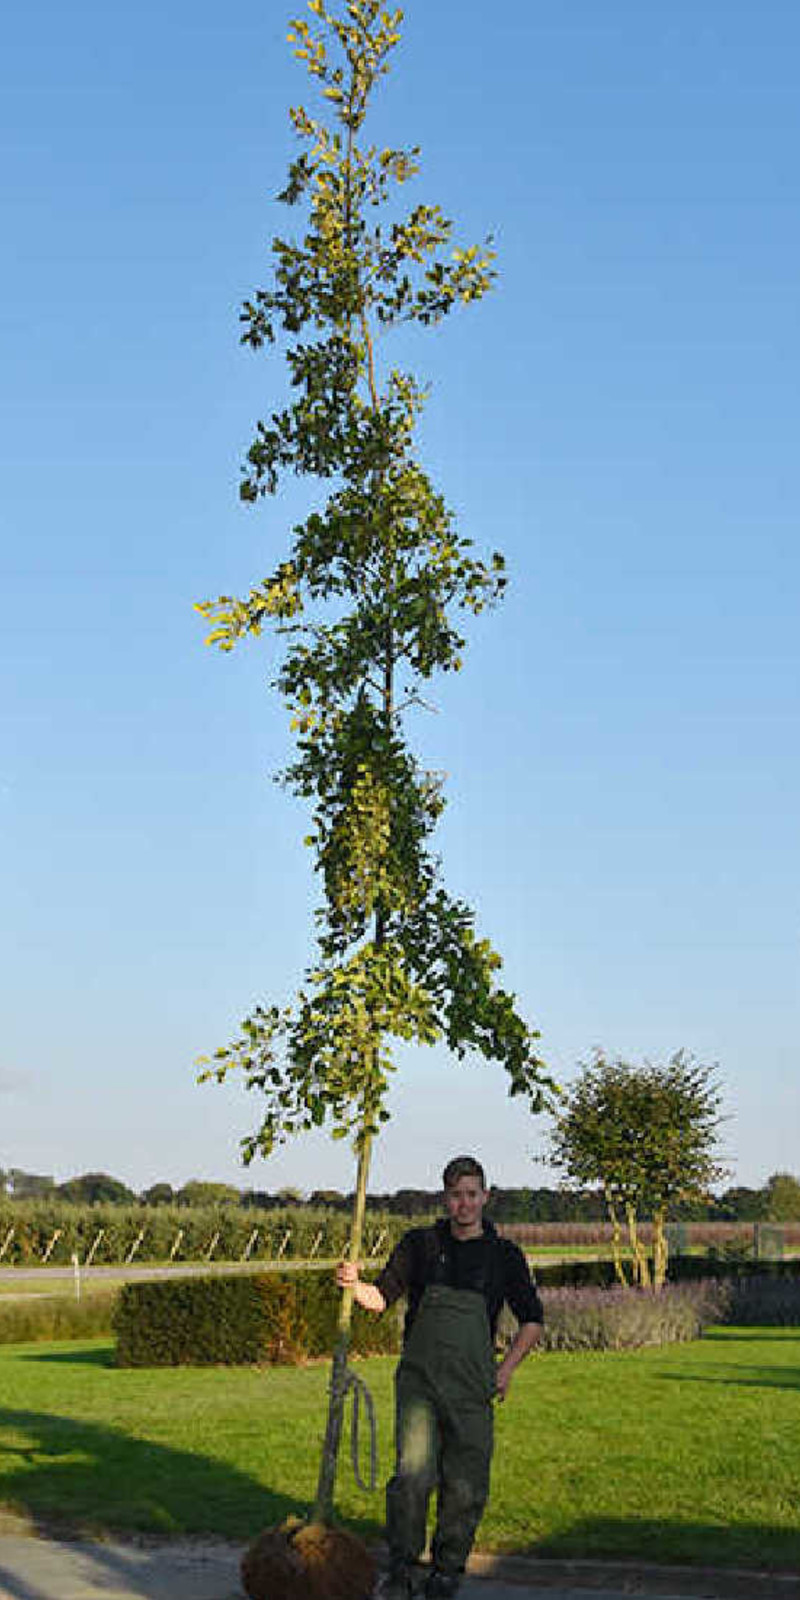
[466,1548,800,1598]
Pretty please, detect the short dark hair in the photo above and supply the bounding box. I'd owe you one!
[442,1155,486,1190]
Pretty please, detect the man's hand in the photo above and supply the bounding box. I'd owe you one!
[494,1322,542,1401]
[334,1260,387,1314]
[335,1259,360,1289]
[494,1359,513,1402]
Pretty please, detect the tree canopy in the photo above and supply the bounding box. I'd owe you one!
[56,1172,136,1206]
[547,1050,725,1286]
[198,0,552,1167]
[763,1172,800,1222]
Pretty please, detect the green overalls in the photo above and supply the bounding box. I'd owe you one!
[386,1283,497,1579]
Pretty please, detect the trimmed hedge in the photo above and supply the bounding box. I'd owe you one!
[534,1259,617,1289]
[113,1271,404,1367]
[718,1273,800,1325]
[532,1256,800,1289]
[115,1269,748,1369]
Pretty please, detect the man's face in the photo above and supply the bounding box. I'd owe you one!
[444,1175,489,1236]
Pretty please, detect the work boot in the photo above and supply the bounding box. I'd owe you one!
[423,1572,460,1599]
[374,1561,416,1599]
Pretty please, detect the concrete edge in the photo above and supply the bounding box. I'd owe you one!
[465,1548,800,1598]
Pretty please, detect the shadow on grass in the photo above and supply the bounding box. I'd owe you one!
[0,1403,345,1543]
[18,1348,115,1368]
[659,1367,800,1392]
[703,1328,800,1343]
[516,1514,800,1573]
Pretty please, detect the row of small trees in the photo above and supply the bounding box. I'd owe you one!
[0,1201,408,1268]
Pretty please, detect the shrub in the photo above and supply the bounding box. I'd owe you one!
[534,1259,618,1289]
[500,1220,800,1248]
[535,1281,727,1351]
[717,1274,800,1325]
[113,1271,404,1367]
[668,1256,800,1285]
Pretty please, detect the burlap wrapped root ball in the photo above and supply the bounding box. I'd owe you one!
[241,1516,376,1600]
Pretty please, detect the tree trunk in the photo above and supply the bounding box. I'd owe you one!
[625,1202,650,1288]
[605,1190,629,1286]
[652,1206,668,1292]
[311,1129,373,1525]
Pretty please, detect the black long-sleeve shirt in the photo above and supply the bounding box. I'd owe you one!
[375,1217,544,1343]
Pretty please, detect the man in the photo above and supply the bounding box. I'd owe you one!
[336,1155,543,1600]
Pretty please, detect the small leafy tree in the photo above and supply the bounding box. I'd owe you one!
[197,0,553,1524]
[547,1051,725,1289]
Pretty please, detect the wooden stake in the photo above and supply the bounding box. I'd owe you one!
[312,1130,373,1526]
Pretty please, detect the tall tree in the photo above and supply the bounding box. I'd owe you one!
[198,0,552,1524]
[547,1051,725,1289]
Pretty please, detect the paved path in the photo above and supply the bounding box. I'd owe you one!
[0,1535,797,1600]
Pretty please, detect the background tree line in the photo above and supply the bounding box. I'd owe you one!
[2,1167,799,1222]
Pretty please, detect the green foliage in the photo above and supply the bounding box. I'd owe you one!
[535,1255,800,1292]
[0,1200,409,1266]
[721,1274,800,1325]
[671,1256,800,1284]
[764,1172,800,1221]
[196,0,552,1162]
[549,1051,725,1212]
[547,1050,725,1288]
[534,1258,617,1289]
[175,1180,242,1207]
[140,1183,175,1206]
[114,1270,402,1367]
[713,1184,768,1221]
[56,1172,136,1205]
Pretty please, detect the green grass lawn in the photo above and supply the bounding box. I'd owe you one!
[0,1328,798,1570]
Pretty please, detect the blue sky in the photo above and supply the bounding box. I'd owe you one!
[2,0,798,1196]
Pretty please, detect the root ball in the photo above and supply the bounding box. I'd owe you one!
[241,1517,376,1600]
